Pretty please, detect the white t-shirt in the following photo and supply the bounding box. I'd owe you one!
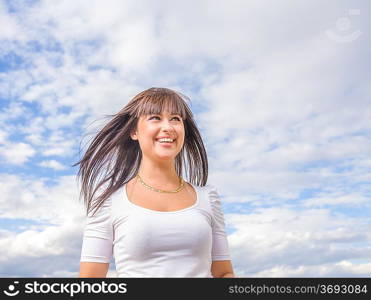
[80,182,231,277]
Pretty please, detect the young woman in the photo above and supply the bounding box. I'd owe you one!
[76,87,235,277]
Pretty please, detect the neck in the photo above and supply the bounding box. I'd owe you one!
[137,157,181,189]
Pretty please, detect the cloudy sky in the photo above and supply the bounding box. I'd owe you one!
[0,0,370,277]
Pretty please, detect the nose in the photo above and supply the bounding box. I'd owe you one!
[160,119,176,134]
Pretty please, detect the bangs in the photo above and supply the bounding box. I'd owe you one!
[133,88,191,120]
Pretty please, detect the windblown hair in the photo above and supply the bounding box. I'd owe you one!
[73,87,208,216]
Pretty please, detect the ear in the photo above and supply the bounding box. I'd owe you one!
[130,130,138,140]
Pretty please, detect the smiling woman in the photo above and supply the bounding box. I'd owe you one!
[73,87,235,278]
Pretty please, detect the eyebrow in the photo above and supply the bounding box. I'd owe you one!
[148,113,181,117]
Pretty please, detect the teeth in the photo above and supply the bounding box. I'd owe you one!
[157,138,174,143]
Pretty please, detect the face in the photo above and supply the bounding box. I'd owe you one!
[131,110,185,162]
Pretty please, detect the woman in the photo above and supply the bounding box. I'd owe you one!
[76,87,235,277]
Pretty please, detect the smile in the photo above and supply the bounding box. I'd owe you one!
[155,138,176,146]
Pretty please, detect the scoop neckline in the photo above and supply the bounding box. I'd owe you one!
[123,181,200,214]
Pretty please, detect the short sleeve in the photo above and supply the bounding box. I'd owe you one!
[208,185,231,261]
[80,198,113,263]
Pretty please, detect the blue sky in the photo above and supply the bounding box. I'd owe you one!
[0,0,370,277]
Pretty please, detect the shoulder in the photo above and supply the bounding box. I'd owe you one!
[201,184,227,229]
[87,196,112,219]
[87,184,124,218]
[199,183,220,201]
[194,183,222,212]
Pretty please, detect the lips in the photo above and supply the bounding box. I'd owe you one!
[155,137,175,140]
[155,139,176,143]
[154,138,176,148]
[155,137,176,142]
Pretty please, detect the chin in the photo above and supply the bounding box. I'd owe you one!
[154,152,179,160]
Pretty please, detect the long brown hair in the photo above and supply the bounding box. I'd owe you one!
[73,87,208,216]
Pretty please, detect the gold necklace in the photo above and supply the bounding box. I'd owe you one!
[136,174,185,193]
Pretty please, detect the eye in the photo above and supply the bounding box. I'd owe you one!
[149,116,181,121]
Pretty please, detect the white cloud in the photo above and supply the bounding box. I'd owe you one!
[0,101,26,123]
[40,130,76,157]
[302,193,369,207]
[0,1,24,40]
[0,130,9,144]
[0,174,82,223]
[226,208,371,277]
[39,159,67,170]
[0,174,86,276]
[0,142,36,165]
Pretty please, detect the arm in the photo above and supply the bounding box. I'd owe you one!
[79,198,114,277]
[208,185,235,278]
[211,260,235,278]
[79,262,109,278]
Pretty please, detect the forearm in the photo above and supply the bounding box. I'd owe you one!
[221,272,235,278]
